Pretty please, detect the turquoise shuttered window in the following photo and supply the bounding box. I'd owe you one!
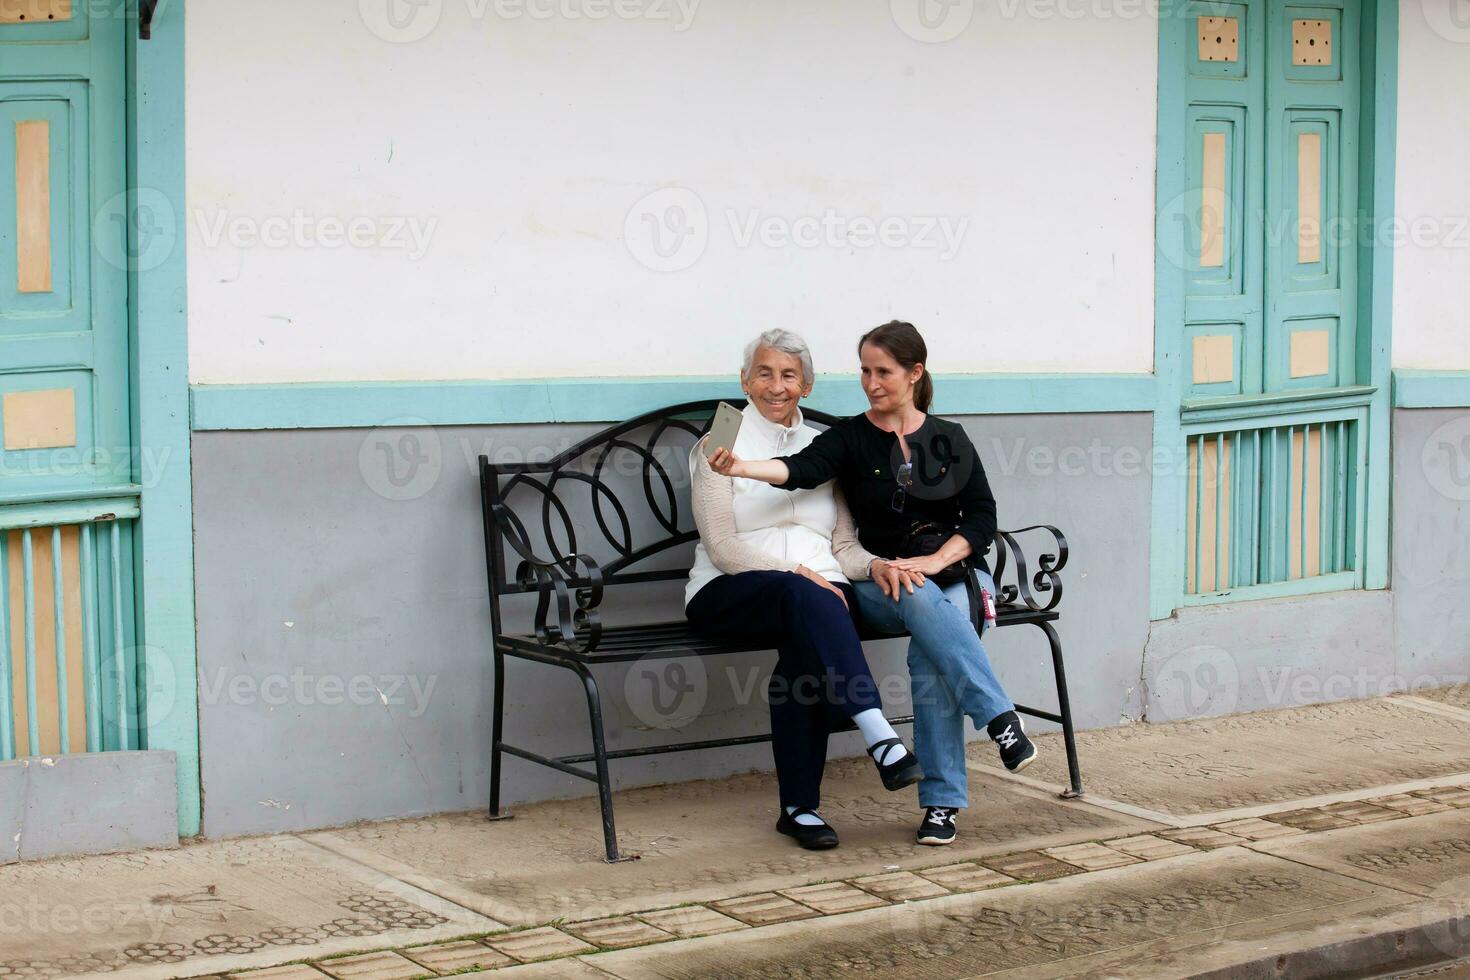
[1183,403,1366,602]
[0,495,140,759]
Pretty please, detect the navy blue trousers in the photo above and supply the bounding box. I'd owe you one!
[686,570,883,809]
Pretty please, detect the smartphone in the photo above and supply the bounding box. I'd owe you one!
[702,401,745,459]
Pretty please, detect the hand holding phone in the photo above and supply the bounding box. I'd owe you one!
[702,401,745,460]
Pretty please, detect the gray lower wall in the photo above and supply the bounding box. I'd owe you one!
[191,412,1154,838]
[1390,408,1470,686]
[1141,589,1397,720]
[0,751,177,862]
[189,406,1470,840]
[1136,407,1470,722]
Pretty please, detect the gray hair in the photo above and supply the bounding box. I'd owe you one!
[742,329,814,385]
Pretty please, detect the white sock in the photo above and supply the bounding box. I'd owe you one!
[853,708,908,766]
[785,806,826,827]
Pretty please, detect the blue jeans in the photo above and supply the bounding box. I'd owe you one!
[854,572,1013,809]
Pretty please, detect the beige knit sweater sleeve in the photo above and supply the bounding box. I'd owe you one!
[690,442,802,575]
[830,486,880,581]
[689,438,879,580]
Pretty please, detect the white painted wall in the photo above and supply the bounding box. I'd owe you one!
[185,0,1158,385]
[1392,1,1470,370]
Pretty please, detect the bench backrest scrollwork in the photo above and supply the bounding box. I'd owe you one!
[479,399,1066,646]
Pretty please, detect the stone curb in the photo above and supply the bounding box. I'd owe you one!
[1187,910,1470,979]
[177,785,1468,979]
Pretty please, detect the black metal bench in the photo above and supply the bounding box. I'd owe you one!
[479,400,1082,862]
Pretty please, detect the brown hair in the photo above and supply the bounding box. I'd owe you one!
[858,320,932,413]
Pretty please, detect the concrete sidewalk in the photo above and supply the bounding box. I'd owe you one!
[4,690,1470,979]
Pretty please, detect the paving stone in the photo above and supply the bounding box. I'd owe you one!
[851,871,950,902]
[966,696,1470,818]
[486,927,595,963]
[482,962,616,979]
[1411,785,1470,807]
[316,951,429,980]
[1103,834,1198,860]
[1368,793,1455,816]
[915,863,1015,892]
[563,916,673,949]
[638,905,749,938]
[401,939,513,973]
[1263,808,1357,832]
[585,847,1388,978]
[1246,809,1470,898]
[303,757,1143,928]
[779,882,888,914]
[1211,817,1307,841]
[0,836,495,971]
[1158,827,1248,849]
[980,850,1083,881]
[1321,800,1404,824]
[234,969,330,980]
[1042,841,1142,871]
[711,893,820,926]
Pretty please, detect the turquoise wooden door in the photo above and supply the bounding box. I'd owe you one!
[0,2,140,758]
[1169,0,1373,603]
[1264,2,1360,394]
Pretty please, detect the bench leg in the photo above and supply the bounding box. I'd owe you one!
[487,648,512,822]
[1038,620,1084,798]
[573,663,629,863]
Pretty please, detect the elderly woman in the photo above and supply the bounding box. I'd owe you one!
[710,321,1037,848]
[685,329,924,850]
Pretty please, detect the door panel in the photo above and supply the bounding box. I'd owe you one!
[1264,0,1359,398]
[1175,0,1368,601]
[0,1,137,760]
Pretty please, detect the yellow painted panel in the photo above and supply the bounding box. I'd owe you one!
[1198,16,1239,62]
[1290,329,1331,379]
[5,527,86,757]
[1186,440,1198,594]
[1191,436,1232,594]
[0,0,71,23]
[1192,334,1235,385]
[1292,18,1332,65]
[1298,133,1322,264]
[1304,427,1321,578]
[1200,132,1226,269]
[1288,429,1324,580]
[3,388,76,450]
[15,119,52,294]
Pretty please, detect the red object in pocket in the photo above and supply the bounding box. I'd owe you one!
[981,587,997,623]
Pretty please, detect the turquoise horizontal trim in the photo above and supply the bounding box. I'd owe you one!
[1180,385,1377,428]
[1393,369,1470,409]
[0,497,141,531]
[189,373,1158,431]
[1180,571,1360,607]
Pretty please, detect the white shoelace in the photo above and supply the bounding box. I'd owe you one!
[994,724,1019,750]
[927,807,955,826]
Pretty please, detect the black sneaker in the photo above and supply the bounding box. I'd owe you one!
[776,808,839,850]
[867,737,923,791]
[988,710,1037,772]
[917,806,958,846]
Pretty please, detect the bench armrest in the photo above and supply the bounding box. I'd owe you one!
[488,495,606,653]
[514,552,605,654]
[991,524,1069,613]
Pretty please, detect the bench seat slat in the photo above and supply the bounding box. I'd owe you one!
[498,607,1059,663]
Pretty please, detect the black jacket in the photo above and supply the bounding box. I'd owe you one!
[776,413,997,573]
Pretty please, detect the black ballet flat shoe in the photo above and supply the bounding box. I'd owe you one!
[867,737,924,791]
[776,808,839,850]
